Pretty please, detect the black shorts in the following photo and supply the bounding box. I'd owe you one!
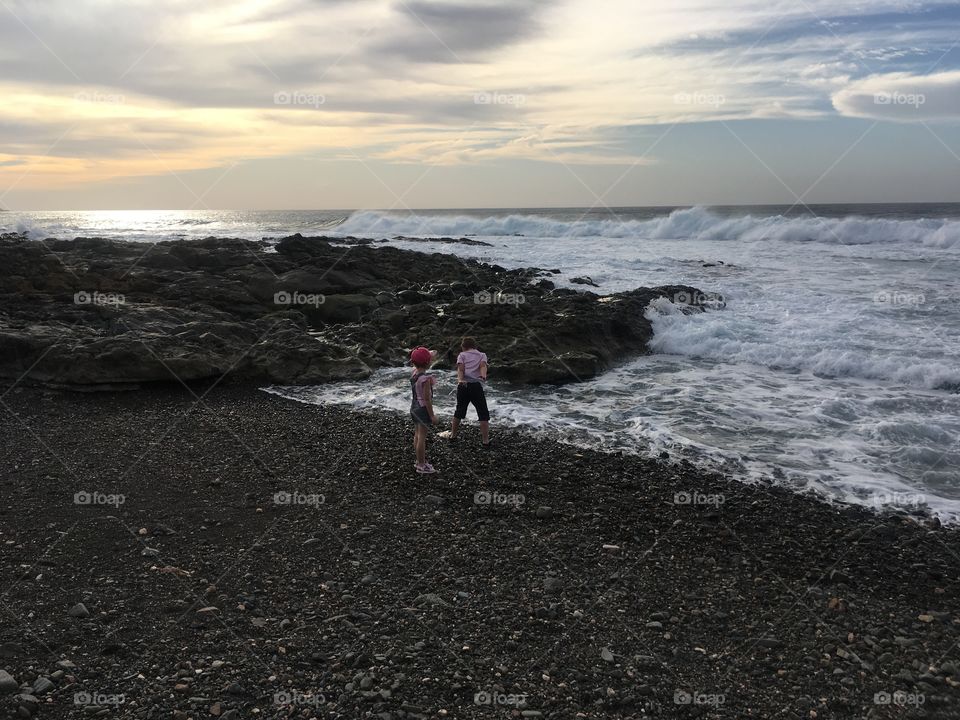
[454,382,490,421]
[411,407,432,427]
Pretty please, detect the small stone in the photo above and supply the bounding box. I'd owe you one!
[918,614,934,623]
[534,507,554,519]
[602,544,620,554]
[413,593,449,607]
[196,606,219,615]
[31,677,53,695]
[209,702,222,716]
[67,603,90,618]
[0,669,18,693]
[543,577,564,594]
[829,569,851,585]
[142,548,160,557]
[645,621,663,629]
[15,693,38,716]
[424,495,444,505]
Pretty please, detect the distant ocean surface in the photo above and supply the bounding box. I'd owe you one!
[6,205,960,520]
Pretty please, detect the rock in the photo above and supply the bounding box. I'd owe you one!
[829,570,851,585]
[31,677,53,694]
[423,495,444,505]
[534,506,554,519]
[0,669,18,693]
[543,577,564,594]
[0,236,716,388]
[14,694,38,716]
[413,593,450,608]
[67,602,90,618]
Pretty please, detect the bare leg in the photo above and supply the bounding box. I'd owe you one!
[415,426,427,465]
[480,420,489,445]
[450,417,461,438]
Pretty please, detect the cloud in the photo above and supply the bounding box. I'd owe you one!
[371,0,547,63]
[2,0,960,195]
[832,70,960,120]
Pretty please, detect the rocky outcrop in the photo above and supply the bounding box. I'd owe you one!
[0,234,719,389]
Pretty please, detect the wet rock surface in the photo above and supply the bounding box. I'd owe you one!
[1,385,959,718]
[0,235,713,388]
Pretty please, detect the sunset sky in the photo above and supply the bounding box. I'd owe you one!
[2,0,960,209]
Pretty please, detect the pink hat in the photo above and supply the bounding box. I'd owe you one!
[410,346,432,365]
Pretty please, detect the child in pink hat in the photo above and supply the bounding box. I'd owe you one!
[409,346,438,473]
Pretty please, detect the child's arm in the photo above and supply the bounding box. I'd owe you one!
[479,360,488,381]
[422,380,437,422]
[457,361,466,385]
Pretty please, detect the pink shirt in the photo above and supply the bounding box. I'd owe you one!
[457,349,487,382]
[414,373,435,407]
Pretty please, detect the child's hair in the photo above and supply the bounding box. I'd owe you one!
[461,336,477,350]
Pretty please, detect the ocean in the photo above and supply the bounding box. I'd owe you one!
[5,205,960,520]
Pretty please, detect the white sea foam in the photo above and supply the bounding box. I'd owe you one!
[337,207,960,248]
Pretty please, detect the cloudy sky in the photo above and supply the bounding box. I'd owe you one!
[2,0,959,209]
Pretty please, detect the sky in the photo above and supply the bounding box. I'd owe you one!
[1,0,959,210]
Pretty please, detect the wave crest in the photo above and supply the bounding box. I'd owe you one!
[336,207,960,247]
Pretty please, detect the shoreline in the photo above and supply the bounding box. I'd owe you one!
[2,385,959,718]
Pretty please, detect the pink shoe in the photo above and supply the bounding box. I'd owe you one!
[416,462,437,474]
